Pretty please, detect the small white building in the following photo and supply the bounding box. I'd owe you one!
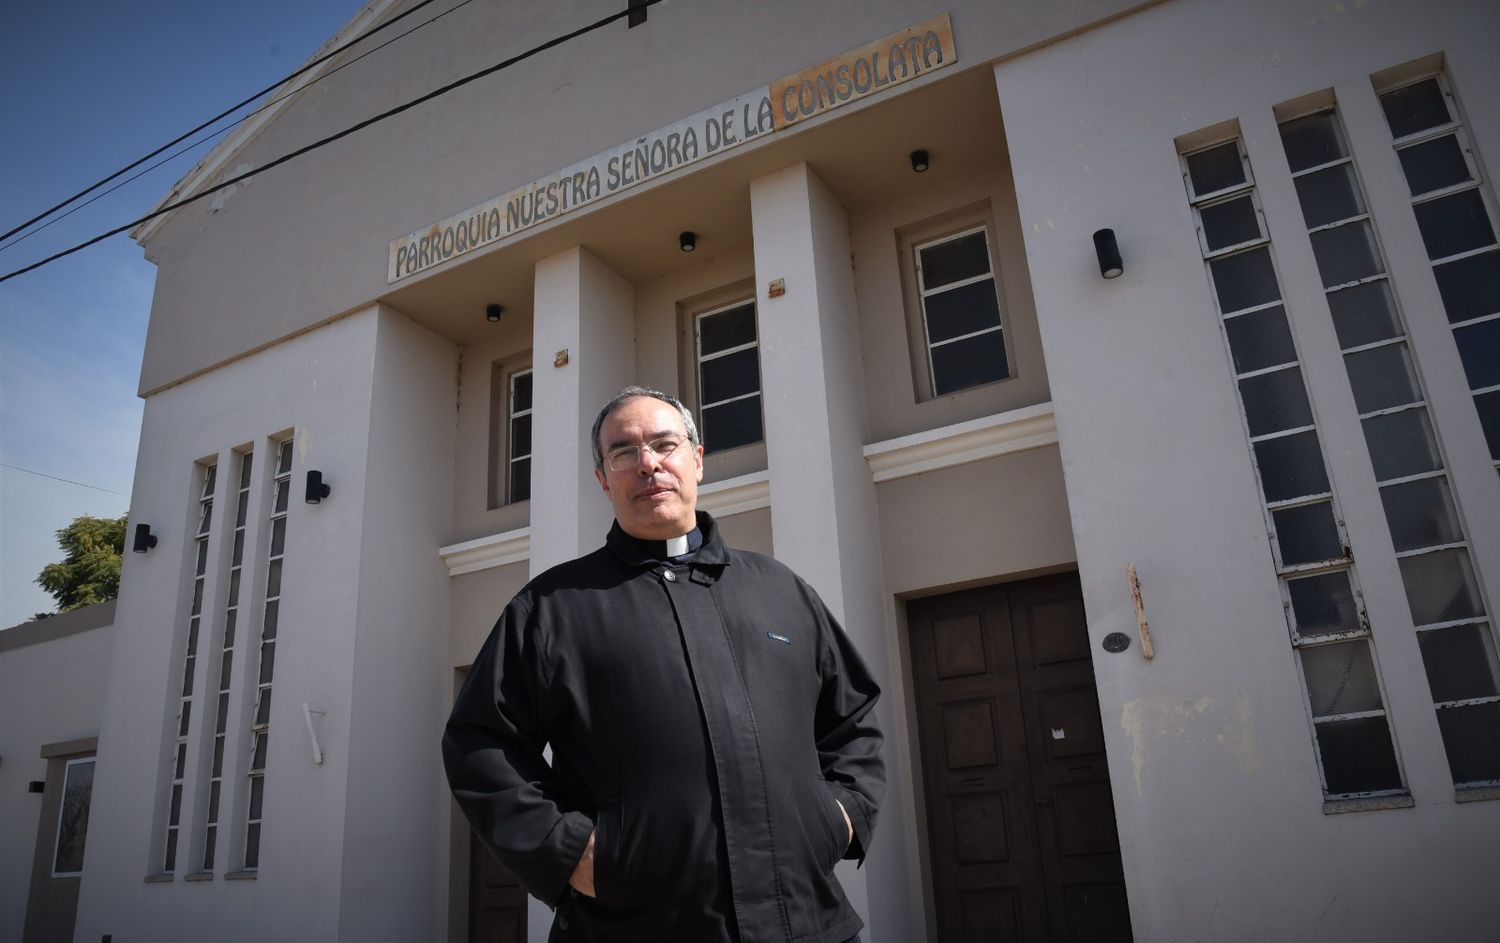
[4,0,1498,940]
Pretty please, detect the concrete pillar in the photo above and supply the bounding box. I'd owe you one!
[529,246,636,576]
[749,163,922,942]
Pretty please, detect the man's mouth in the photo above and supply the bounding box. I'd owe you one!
[635,483,676,500]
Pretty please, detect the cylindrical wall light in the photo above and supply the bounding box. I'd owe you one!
[1093,228,1124,279]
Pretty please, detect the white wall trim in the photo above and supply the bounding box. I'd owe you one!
[439,526,530,577]
[863,402,1057,482]
[699,469,772,518]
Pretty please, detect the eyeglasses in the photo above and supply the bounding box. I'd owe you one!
[603,434,689,472]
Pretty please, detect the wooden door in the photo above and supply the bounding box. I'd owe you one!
[908,573,1131,942]
[468,832,528,943]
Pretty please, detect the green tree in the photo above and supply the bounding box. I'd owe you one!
[35,514,128,613]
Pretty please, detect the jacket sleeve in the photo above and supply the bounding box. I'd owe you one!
[442,593,592,907]
[810,588,886,864]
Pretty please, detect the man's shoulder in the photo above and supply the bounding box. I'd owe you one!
[720,545,805,587]
[521,545,622,598]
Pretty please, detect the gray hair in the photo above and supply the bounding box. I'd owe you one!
[590,386,701,469]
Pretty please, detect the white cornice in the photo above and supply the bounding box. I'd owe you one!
[698,470,772,518]
[862,402,1057,482]
[439,526,530,577]
[131,0,399,245]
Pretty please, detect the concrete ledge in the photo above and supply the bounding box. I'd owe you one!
[143,873,174,884]
[224,870,258,881]
[1322,794,1415,815]
[40,737,98,759]
[697,470,771,518]
[1455,785,1500,804]
[184,871,214,882]
[0,600,115,651]
[863,402,1058,482]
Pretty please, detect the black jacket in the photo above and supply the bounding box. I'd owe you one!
[444,512,884,943]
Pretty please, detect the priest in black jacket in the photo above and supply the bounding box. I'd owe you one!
[444,386,884,943]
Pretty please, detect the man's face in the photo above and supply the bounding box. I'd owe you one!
[594,396,705,540]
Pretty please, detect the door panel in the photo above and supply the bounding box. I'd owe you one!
[909,573,1131,943]
[469,832,527,943]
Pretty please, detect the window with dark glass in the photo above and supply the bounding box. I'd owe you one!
[507,370,533,503]
[52,758,95,876]
[914,227,1009,396]
[695,299,763,454]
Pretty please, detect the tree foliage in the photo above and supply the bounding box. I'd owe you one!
[35,514,127,613]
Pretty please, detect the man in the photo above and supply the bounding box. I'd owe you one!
[444,386,884,943]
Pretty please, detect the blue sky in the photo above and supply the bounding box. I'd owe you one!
[0,1,363,627]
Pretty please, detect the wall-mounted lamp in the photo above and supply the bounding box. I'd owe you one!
[305,470,331,505]
[1093,228,1124,279]
[679,231,696,252]
[132,523,158,554]
[485,303,503,322]
[28,781,45,794]
[910,149,930,173]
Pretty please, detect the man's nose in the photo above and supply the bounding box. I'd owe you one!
[637,447,664,475]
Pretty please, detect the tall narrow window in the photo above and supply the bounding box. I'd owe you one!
[914,227,1009,396]
[164,462,216,872]
[695,298,764,453]
[507,370,533,503]
[1181,137,1406,800]
[52,757,95,877]
[245,439,291,869]
[1378,74,1500,476]
[203,451,251,869]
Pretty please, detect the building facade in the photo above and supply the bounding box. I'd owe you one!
[4,0,1499,940]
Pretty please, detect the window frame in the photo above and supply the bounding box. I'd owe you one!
[904,217,1012,401]
[51,756,96,877]
[693,295,764,456]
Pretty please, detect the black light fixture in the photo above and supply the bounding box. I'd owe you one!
[485,303,503,322]
[28,781,45,794]
[305,470,331,505]
[679,231,696,252]
[132,523,158,554]
[910,149,930,173]
[1093,228,1124,279]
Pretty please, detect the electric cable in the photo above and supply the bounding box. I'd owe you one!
[0,0,664,285]
[0,0,479,255]
[0,463,131,497]
[0,0,444,246]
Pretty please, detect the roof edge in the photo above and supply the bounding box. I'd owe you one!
[130,0,401,246]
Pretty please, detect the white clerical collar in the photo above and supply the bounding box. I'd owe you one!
[665,533,689,557]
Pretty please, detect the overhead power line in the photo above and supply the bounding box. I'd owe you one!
[0,0,664,285]
[0,462,131,497]
[0,0,479,255]
[0,0,444,247]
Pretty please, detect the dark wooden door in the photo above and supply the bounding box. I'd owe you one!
[908,573,1131,943]
[468,830,528,943]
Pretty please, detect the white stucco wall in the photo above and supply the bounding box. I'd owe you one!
[996,0,1500,939]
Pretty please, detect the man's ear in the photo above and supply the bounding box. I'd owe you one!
[693,444,705,483]
[594,466,610,494]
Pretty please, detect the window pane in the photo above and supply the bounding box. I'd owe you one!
[510,413,532,459]
[1413,189,1496,261]
[170,782,183,823]
[227,568,240,606]
[1397,133,1472,197]
[1418,624,1500,703]
[196,540,209,576]
[208,781,221,821]
[703,396,764,454]
[224,609,236,648]
[924,279,1003,344]
[182,655,195,697]
[197,503,213,537]
[250,775,265,821]
[931,330,1009,396]
[1239,368,1313,437]
[1433,249,1500,323]
[212,735,224,777]
[1343,342,1420,414]
[1454,319,1500,390]
[274,479,289,514]
[698,303,757,355]
[1400,547,1485,625]
[178,702,191,737]
[192,577,204,616]
[203,826,217,871]
[1316,716,1403,795]
[1380,476,1463,553]
[511,371,532,413]
[1293,163,1364,229]
[508,458,531,504]
[1200,195,1261,250]
[266,559,282,600]
[217,693,229,734]
[1225,306,1297,374]
[1253,431,1329,502]
[52,761,94,874]
[1186,142,1245,197]
[236,490,249,528]
[256,688,273,726]
[1210,247,1280,313]
[188,618,199,653]
[1435,702,1500,786]
[252,731,268,770]
[1327,280,1402,350]
[1280,112,1346,172]
[277,440,294,474]
[245,823,261,869]
[1272,501,1343,566]
[262,599,278,641]
[1310,220,1384,288]
[1379,79,1450,138]
[1302,641,1383,716]
[239,455,253,488]
[700,347,761,405]
[1288,570,1359,638]
[919,231,992,289]
[1476,390,1500,461]
[164,830,178,872]
[203,465,218,497]
[267,517,284,558]
[219,650,233,691]
[1362,408,1441,481]
[232,529,244,567]
[259,641,276,685]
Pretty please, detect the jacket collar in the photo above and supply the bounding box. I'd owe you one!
[606,510,731,568]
